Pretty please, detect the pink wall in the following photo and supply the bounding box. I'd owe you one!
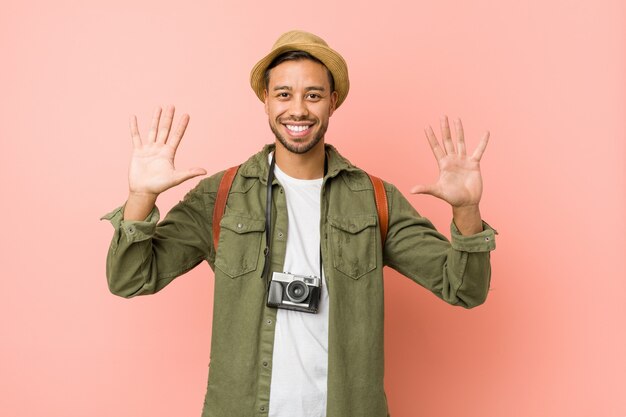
[1,0,624,416]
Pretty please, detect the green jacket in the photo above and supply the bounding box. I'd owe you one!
[102,143,497,417]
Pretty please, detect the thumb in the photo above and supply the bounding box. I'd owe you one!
[172,167,207,185]
[410,183,436,195]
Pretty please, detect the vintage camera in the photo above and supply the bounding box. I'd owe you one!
[267,272,321,314]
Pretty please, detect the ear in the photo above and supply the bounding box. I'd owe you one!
[264,89,269,115]
[328,91,339,117]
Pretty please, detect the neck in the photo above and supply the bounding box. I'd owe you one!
[274,140,326,179]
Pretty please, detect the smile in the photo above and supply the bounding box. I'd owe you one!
[285,124,312,133]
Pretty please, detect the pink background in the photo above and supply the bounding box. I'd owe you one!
[1,0,624,416]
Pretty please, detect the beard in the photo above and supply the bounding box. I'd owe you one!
[269,118,328,155]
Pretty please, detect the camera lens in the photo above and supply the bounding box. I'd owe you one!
[286,280,309,303]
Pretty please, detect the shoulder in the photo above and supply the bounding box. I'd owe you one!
[335,166,397,197]
[186,149,265,200]
[326,144,397,194]
[185,170,228,197]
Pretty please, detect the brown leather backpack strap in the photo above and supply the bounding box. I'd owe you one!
[213,165,240,251]
[368,174,389,247]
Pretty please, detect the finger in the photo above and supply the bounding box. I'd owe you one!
[424,126,445,161]
[147,106,162,143]
[470,131,490,161]
[410,183,437,196]
[167,113,190,151]
[129,114,142,148]
[156,104,175,144]
[172,167,207,186]
[440,115,455,154]
[454,117,466,156]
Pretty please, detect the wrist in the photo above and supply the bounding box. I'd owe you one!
[452,203,480,216]
[452,204,483,235]
[128,190,158,202]
[124,192,158,221]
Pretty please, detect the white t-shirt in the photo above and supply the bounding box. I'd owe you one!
[268,154,329,417]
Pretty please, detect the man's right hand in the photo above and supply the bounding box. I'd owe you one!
[123,105,206,221]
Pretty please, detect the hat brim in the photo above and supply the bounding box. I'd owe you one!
[250,42,349,109]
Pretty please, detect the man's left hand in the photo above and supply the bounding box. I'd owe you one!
[410,115,489,209]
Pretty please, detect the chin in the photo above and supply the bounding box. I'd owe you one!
[278,135,323,155]
[270,123,325,155]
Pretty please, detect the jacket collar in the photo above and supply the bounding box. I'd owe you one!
[238,143,358,184]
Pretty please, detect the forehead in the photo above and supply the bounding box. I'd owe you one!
[267,59,331,88]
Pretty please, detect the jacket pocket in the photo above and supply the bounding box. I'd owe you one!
[215,212,265,278]
[328,214,377,279]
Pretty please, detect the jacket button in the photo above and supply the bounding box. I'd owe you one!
[260,406,266,412]
[262,361,269,367]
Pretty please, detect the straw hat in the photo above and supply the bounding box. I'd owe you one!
[250,30,350,108]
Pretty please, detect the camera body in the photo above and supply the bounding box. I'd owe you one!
[267,272,321,314]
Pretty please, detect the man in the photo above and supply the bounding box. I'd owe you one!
[102,30,497,417]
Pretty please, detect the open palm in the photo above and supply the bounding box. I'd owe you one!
[128,105,206,196]
[411,116,489,208]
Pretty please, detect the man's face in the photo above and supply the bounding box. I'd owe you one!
[264,59,338,155]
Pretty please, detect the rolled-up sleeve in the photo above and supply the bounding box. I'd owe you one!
[100,178,217,298]
[450,220,497,252]
[383,184,497,308]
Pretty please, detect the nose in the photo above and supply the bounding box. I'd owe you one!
[288,96,309,119]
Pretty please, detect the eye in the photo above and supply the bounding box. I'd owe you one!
[306,93,321,100]
[276,92,290,99]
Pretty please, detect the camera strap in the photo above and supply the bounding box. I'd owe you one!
[261,153,324,291]
[260,154,276,285]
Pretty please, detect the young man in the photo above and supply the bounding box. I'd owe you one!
[102,30,497,417]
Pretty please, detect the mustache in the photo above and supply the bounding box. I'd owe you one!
[279,117,315,123]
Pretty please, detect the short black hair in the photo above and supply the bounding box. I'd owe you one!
[264,50,335,93]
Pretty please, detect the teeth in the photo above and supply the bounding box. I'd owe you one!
[286,125,310,132]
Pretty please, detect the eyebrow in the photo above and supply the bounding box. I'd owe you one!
[273,85,326,92]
